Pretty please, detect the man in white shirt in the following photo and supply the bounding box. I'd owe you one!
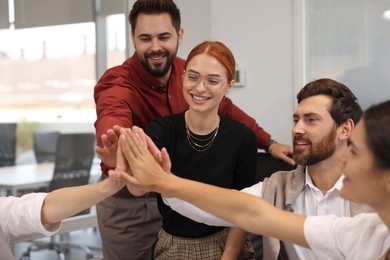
[163,78,372,260]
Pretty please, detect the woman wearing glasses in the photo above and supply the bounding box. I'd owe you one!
[138,41,257,259]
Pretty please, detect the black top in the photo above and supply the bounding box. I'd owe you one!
[145,111,257,238]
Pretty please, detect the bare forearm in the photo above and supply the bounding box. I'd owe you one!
[159,175,261,232]
[157,174,308,248]
[41,180,115,224]
[222,228,248,259]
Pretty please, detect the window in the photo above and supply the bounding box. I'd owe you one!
[0,13,126,123]
[305,0,390,109]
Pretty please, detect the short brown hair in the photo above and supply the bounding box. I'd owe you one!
[129,0,181,33]
[297,78,362,126]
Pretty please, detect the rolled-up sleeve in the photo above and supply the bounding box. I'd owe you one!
[1,193,61,239]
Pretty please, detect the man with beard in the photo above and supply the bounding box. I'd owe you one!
[93,0,293,259]
[161,78,373,259]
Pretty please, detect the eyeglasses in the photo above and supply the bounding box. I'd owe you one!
[183,71,227,89]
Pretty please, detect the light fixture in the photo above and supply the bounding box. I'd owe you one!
[383,10,390,21]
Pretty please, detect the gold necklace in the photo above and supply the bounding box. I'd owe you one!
[185,116,220,152]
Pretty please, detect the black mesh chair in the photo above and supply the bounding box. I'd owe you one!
[17,131,61,195]
[33,131,60,163]
[21,133,96,260]
[49,133,95,192]
[248,152,296,260]
[0,123,17,167]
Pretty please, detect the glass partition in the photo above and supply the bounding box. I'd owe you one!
[305,0,390,109]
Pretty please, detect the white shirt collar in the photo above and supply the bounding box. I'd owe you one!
[304,167,345,193]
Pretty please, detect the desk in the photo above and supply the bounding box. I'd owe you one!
[0,163,102,196]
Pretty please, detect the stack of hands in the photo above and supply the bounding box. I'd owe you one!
[99,126,171,196]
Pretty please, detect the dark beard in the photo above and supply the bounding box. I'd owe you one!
[139,46,178,78]
[293,127,337,166]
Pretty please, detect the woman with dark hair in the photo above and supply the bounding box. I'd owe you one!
[117,100,390,260]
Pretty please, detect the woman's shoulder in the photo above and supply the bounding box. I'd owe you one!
[220,115,256,139]
[220,115,252,131]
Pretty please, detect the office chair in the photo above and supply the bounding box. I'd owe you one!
[21,133,96,260]
[0,123,17,167]
[248,152,296,260]
[255,152,296,182]
[33,131,60,163]
[17,131,60,195]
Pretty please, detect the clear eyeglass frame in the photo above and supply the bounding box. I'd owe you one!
[183,71,228,90]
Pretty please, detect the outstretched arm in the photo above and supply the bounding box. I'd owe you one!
[163,183,263,227]
[41,171,124,224]
[117,127,309,248]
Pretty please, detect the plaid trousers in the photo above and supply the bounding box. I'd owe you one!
[154,228,255,260]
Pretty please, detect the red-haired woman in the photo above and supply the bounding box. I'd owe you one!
[141,41,257,259]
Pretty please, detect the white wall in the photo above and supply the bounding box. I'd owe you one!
[176,0,211,58]
[210,0,294,145]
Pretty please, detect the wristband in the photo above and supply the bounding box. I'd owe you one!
[264,138,276,153]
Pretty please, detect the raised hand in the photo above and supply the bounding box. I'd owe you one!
[106,170,126,193]
[132,126,172,172]
[268,142,295,166]
[113,135,148,196]
[95,126,122,167]
[117,127,170,192]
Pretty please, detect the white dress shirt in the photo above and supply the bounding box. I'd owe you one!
[164,168,352,260]
[284,170,351,260]
[0,193,61,260]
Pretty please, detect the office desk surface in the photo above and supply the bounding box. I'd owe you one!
[0,163,102,196]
